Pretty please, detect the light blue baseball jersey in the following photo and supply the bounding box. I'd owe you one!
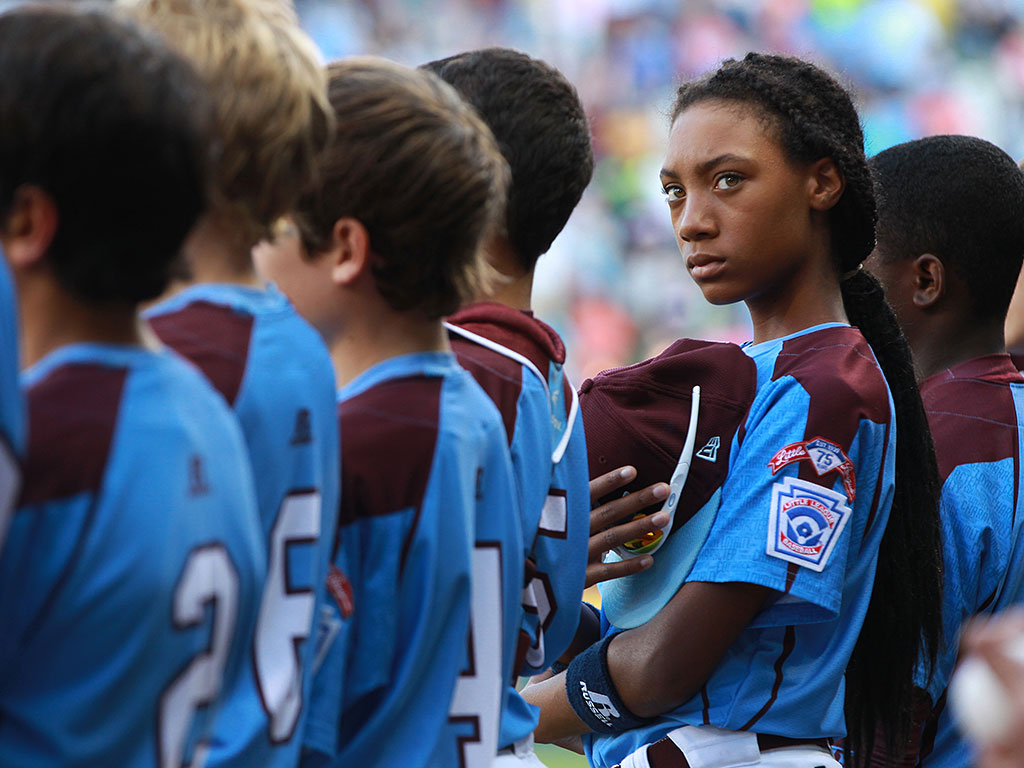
[0,343,265,767]
[448,302,590,749]
[911,354,1024,767]
[0,256,24,554]
[301,352,523,768]
[587,323,897,768]
[147,283,340,768]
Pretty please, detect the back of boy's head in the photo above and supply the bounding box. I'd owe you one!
[120,0,332,250]
[0,4,210,305]
[422,48,594,273]
[295,57,510,320]
[870,135,1024,321]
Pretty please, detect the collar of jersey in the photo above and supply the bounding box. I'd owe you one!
[337,351,458,402]
[21,341,159,388]
[143,281,287,319]
[741,321,852,353]
[920,352,1020,392]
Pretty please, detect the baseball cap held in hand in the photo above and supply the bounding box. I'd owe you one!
[580,338,756,628]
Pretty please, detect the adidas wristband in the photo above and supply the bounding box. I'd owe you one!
[565,633,653,734]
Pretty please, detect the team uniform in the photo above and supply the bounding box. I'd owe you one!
[909,354,1024,767]
[447,302,590,761]
[146,283,340,768]
[584,324,896,768]
[0,343,265,767]
[0,257,24,554]
[301,352,523,768]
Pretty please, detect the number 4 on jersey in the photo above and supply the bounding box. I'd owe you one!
[449,543,503,768]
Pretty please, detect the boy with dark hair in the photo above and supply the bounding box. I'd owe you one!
[0,5,265,766]
[122,2,341,764]
[255,57,522,768]
[867,134,1024,767]
[422,47,595,763]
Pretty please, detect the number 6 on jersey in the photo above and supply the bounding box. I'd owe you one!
[255,489,322,742]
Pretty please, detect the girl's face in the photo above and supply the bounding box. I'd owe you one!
[661,99,834,310]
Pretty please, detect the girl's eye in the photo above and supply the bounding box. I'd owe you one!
[714,173,742,191]
[663,185,685,203]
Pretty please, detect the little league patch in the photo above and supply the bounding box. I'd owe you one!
[766,476,852,571]
[767,436,856,501]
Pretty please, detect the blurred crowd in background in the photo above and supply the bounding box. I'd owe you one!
[295,0,1024,382]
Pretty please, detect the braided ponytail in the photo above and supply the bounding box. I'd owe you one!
[672,53,943,765]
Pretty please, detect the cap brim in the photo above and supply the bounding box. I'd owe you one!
[598,487,722,629]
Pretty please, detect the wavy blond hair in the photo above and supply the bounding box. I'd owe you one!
[293,57,509,319]
[118,0,332,250]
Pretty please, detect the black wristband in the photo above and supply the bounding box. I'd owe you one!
[565,633,653,734]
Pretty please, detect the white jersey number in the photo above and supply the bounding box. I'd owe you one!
[0,438,19,555]
[449,543,503,767]
[159,545,240,768]
[254,490,321,742]
[525,491,568,668]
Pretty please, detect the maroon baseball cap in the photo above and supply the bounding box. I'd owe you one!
[580,337,757,627]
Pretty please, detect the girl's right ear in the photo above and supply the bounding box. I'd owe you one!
[327,217,370,286]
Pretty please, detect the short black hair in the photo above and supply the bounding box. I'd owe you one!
[422,47,594,273]
[870,135,1024,321]
[0,5,211,305]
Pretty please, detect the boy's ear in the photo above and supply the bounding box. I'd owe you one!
[1,186,58,270]
[807,158,845,212]
[910,253,944,309]
[327,217,371,287]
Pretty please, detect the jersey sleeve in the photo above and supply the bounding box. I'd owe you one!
[520,401,589,674]
[687,374,862,625]
[0,494,93,670]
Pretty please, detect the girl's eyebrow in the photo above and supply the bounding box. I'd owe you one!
[660,153,750,180]
[696,153,748,175]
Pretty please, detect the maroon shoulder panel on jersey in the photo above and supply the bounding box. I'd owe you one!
[337,375,442,528]
[772,327,891,493]
[20,363,127,506]
[148,300,254,407]
[450,335,521,446]
[919,354,1022,485]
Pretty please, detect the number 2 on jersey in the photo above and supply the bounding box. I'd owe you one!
[449,543,503,767]
[158,545,239,768]
[255,489,321,742]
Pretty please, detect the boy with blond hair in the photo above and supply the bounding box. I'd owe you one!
[255,57,523,767]
[121,1,340,765]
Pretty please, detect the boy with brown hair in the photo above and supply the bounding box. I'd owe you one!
[120,1,340,765]
[255,57,524,767]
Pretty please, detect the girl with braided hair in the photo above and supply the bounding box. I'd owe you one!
[523,53,942,768]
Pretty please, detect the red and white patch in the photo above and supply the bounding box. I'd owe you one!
[326,563,354,619]
[768,436,856,501]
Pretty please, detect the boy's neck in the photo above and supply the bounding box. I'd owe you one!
[479,238,534,311]
[910,315,1006,381]
[18,275,143,368]
[163,211,263,299]
[329,310,450,390]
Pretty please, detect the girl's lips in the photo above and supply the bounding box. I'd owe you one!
[688,257,726,280]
